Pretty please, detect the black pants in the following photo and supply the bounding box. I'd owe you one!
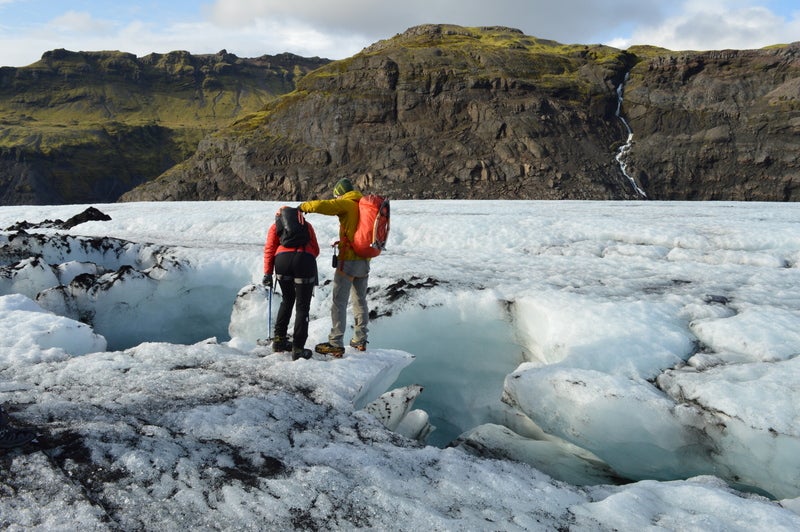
[274,252,318,350]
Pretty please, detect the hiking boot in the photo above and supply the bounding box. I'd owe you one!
[292,348,313,361]
[0,426,36,449]
[272,336,292,352]
[349,339,368,351]
[315,342,345,358]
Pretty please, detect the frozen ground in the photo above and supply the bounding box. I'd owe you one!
[1,200,800,530]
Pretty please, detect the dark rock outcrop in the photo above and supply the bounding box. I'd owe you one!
[3,206,111,231]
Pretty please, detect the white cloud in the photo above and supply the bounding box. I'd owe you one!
[1,0,798,68]
[48,10,115,34]
[126,18,368,59]
[202,0,797,53]
[615,1,800,50]
[203,0,668,44]
[206,0,401,30]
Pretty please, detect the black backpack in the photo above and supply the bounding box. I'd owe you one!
[276,207,310,247]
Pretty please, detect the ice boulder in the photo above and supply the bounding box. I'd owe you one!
[0,293,107,364]
[503,365,714,482]
[658,356,800,499]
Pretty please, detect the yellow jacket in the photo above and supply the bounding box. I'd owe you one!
[299,190,367,261]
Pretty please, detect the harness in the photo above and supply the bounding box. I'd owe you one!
[276,273,317,284]
[275,244,316,284]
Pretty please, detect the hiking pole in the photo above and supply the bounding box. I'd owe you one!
[267,278,274,341]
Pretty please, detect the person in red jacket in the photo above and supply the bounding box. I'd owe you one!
[263,207,320,360]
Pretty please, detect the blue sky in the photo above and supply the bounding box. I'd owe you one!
[0,0,798,67]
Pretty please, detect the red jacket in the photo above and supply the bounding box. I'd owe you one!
[263,221,320,274]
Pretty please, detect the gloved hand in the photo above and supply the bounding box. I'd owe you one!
[262,274,273,287]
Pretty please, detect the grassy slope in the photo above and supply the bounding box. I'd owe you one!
[0,49,327,203]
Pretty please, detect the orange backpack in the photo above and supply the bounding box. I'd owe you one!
[352,195,390,258]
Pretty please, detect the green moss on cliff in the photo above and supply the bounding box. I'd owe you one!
[296,25,631,104]
[0,49,330,203]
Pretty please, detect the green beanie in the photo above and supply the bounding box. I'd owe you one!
[333,178,354,197]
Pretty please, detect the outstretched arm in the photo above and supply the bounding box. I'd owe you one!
[299,198,350,216]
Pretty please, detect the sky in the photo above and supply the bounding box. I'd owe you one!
[2,200,800,528]
[0,0,798,68]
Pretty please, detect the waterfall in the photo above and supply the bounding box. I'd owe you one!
[615,74,647,198]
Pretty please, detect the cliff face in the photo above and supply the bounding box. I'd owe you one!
[624,45,800,200]
[0,49,329,204]
[122,25,643,202]
[4,26,800,205]
[123,26,800,203]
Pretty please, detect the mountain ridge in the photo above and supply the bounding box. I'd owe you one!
[2,25,799,204]
[122,25,644,202]
[0,48,330,204]
[121,25,800,202]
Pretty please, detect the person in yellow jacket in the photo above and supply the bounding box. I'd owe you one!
[298,178,369,357]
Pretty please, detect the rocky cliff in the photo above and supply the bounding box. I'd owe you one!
[4,26,799,204]
[0,49,329,204]
[624,46,800,200]
[124,26,800,202]
[122,25,646,202]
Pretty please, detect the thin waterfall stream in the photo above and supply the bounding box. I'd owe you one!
[615,74,647,197]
